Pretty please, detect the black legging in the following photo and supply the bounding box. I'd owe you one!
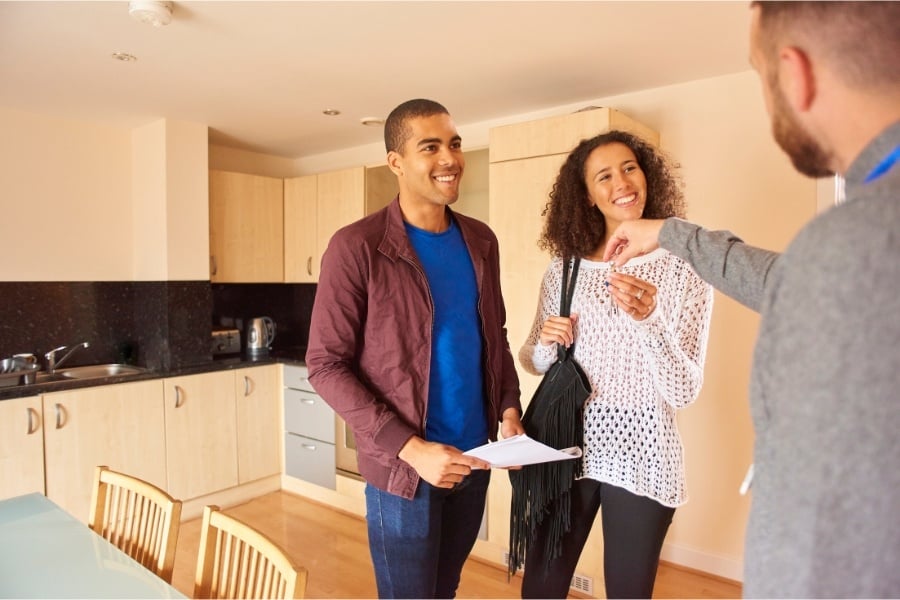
[521,478,675,599]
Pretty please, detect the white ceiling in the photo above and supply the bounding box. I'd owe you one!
[0,1,752,159]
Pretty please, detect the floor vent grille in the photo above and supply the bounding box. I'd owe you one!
[570,573,594,595]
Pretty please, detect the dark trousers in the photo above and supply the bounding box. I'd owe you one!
[521,478,675,599]
[365,469,490,599]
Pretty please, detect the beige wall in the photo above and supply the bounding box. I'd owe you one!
[0,108,209,281]
[0,106,133,281]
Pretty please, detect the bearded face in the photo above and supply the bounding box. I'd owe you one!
[769,79,834,178]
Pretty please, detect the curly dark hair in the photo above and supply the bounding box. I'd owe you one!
[384,99,450,154]
[538,130,685,259]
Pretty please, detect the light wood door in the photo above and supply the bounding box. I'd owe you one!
[209,170,284,282]
[163,371,239,500]
[317,167,365,260]
[42,381,167,520]
[284,175,318,282]
[0,395,45,500]
[234,365,281,484]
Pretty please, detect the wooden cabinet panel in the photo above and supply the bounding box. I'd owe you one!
[43,380,167,520]
[284,175,318,282]
[0,395,45,500]
[235,365,281,484]
[209,170,284,282]
[284,167,365,283]
[489,107,659,163]
[316,167,365,257]
[163,371,238,500]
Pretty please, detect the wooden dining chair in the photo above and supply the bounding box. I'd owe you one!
[194,505,308,599]
[88,465,183,584]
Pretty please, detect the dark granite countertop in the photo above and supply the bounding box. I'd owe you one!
[0,348,307,401]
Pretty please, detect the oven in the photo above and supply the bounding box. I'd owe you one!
[335,415,361,479]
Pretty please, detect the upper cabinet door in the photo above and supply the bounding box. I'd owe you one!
[209,170,284,283]
[284,175,318,283]
[316,167,365,262]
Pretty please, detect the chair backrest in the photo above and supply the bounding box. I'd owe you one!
[88,465,182,584]
[194,505,308,599]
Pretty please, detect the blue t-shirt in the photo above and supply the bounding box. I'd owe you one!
[405,217,488,451]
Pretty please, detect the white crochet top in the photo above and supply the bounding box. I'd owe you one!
[519,249,713,507]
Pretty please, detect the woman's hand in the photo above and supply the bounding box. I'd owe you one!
[539,314,578,348]
[606,272,657,321]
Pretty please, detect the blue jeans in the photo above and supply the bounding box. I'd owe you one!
[365,469,491,599]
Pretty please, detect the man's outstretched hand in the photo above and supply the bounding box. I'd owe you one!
[603,219,667,266]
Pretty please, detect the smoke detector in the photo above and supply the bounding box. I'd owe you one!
[129,1,174,27]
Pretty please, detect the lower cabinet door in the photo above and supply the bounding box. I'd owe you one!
[284,433,336,490]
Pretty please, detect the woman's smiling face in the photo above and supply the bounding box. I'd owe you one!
[583,141,647,232]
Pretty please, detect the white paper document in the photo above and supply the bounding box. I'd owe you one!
[463,434,582,468]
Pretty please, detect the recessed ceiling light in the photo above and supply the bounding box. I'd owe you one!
[322,109,341,116]
[112,52,138,62]
[360,117,385,127]
[129,1,174,27]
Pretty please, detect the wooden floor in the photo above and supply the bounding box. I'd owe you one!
[171,490,741,599]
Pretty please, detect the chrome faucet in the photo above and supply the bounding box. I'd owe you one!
[45,342,90,373]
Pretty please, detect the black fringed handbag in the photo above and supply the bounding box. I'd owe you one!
[508,257,591,577]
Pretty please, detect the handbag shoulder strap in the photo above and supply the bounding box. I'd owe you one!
[559,257,580,318]
[557,257,581,360]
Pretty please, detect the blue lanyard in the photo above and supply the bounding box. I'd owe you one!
[864,145,900,183]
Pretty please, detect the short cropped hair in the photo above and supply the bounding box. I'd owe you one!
[384,99,450,154]
[753,1,900,90]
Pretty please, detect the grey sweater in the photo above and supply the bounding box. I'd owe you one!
[659,121,900,598]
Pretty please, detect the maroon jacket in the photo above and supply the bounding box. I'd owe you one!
[306,198,521,499]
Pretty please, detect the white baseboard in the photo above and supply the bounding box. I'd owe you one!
[660,541,743,582]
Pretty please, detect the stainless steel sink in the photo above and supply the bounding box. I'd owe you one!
[57,364,149,379]
[32,372,75,383]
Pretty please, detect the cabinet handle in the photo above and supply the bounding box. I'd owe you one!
[301,443,317,451]
[244,376,253,397]
[300,398,315,405]
[26,407,40,435]
[306,257,312,276]
[210,255,218,276]
[174,385,185,408]
[54,403,68,430]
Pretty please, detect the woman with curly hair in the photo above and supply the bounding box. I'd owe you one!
[519,130,714,599]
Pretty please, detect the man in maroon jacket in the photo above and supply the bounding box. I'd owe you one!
[306,98,523,598]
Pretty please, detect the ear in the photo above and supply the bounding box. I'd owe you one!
[779,46,816,112]
[386,150,403,177]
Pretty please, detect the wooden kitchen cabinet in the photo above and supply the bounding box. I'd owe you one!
[234,365,281,484]
[0,395,45,501]
[42,380,167,520]
[209,170,284,282]
[163,371,238,500]
[284,167,365,282]
[283,175,318,282]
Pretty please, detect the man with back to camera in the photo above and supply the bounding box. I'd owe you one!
[305,98,524,599]
[601,2,900,597]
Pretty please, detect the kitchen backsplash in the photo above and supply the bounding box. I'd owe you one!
[0,281,317,371]
[0,281,211,371]
[212,283,317,355]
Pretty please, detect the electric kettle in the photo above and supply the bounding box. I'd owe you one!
[246,316,276,355]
